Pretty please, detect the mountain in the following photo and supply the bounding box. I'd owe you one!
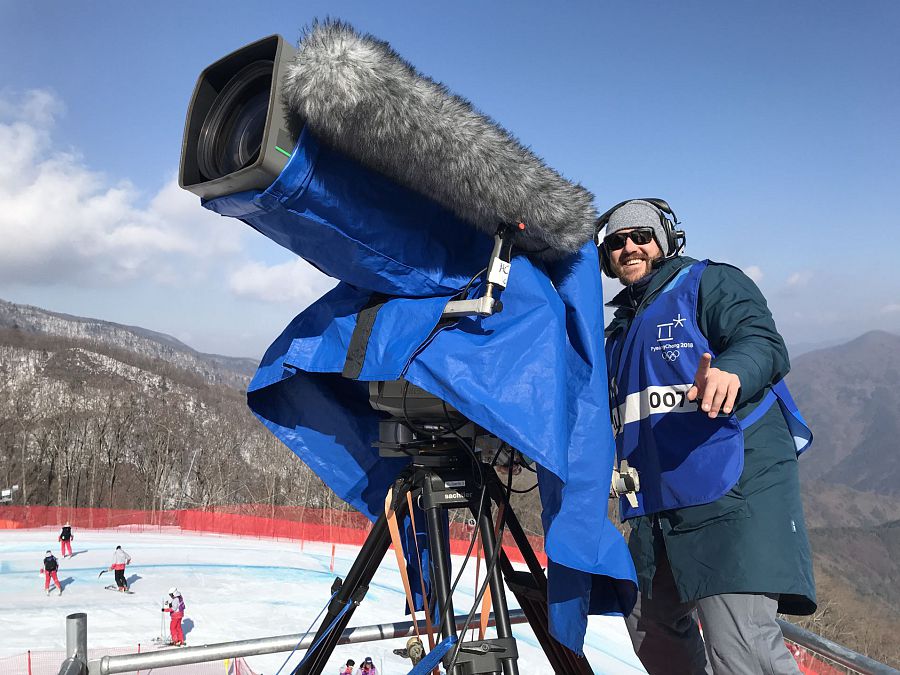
[0,298,338,513]
[777,330,900,666]
[789,330,900,495]
[0,298,257,391]
[801,480,900,530]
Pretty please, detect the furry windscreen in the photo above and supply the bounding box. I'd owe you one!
[282,20,598,259]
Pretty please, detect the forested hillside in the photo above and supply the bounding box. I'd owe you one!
[0,314,343,513]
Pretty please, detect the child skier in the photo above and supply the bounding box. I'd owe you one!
[338,659,355,675]
[162,587,186,646]
[109,545,132,592]
[59,521,74,557]
[41,550,62,594]
[356,656,378,674]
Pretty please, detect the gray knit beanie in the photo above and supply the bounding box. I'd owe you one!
[604,200,668,253]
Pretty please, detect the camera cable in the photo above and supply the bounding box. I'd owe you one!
[444,459,514,673]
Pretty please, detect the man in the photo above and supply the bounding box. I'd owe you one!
[355,656,378,674]
[162,587,186,646]
[41,550,62,595]
[598,199,815,674]
[109,545,132,592]
[59,521,74,558]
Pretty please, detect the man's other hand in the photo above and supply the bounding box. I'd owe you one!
[686,352,741,418]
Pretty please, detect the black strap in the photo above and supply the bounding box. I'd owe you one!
[341,293,389,379]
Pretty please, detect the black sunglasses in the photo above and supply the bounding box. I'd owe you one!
[603,228,655,251]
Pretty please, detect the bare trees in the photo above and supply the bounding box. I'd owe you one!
[0,331,354,530]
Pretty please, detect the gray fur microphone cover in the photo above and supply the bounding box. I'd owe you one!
[282,20,598,258]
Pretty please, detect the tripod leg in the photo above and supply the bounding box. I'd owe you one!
[421,482,458,643]
[473,499,520,675]
[293,492,408,675]
[488,479,593,675]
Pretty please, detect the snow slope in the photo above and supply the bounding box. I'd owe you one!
[0,528,645,674]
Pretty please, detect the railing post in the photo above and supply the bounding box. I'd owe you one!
[66,613,88,661]
[57,612,89,675]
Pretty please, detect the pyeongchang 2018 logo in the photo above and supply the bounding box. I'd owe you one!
[649,313,694,363]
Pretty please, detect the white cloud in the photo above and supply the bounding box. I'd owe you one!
[881,304,900,314]
[785,271,813,288]
[0,89,241,287]
[228,258,336,306]
[744,265,763,283]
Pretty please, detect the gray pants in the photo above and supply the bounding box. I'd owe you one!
[626,555,800,675]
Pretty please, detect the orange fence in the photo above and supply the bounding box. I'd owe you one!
[786,642,854,675]
[0,505,547,565]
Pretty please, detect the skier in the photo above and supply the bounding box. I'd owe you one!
[58,521,74,557]
[41,550,62,594]
[355,656,378,675]
[338,659,355,675]
[162,587,186,646]
[109,545,132,592]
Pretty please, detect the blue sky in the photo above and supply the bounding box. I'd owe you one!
[1,1,898,357]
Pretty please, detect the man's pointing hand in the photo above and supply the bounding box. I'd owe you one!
[686,352,741,418]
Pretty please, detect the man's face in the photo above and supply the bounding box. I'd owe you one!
[607,228,663,285]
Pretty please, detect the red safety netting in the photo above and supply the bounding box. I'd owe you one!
[0,505,547,565]
[786,641,854,675]
[0,647,259,675]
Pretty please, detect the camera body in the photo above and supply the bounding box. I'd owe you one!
[179,35,297,200]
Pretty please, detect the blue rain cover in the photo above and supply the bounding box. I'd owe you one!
[203,129,637,653]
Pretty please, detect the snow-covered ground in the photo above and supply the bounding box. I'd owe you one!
[0,528,645,674]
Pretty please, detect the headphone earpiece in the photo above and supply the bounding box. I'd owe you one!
[598,237,614,278]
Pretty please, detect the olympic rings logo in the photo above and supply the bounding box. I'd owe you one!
[662,350,680,362]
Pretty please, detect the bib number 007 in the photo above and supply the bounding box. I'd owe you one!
[648,389,687,409]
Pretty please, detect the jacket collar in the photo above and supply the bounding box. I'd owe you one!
[606,255,696,313]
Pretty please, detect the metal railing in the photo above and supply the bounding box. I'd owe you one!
[777,619,898,675]
[59,609,530,675]
[58,612,898,675]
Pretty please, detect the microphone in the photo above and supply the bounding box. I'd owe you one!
[281,20,598,259]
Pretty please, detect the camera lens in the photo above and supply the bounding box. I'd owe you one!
[197,60,274,180]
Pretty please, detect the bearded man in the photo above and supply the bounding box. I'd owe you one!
[598,199,816,674]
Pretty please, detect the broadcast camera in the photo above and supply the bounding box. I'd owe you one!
[176,25,582,468]
[177,21,638,674]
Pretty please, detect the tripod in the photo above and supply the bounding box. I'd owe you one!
[292,445,593,675]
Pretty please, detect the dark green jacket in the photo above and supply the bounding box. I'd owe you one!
[606,255,816,615]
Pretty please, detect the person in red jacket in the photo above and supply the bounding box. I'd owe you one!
[162,587,186,646]
[41,550,62,594]
[338,659,355,675]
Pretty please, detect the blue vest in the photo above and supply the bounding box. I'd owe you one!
[606,261,812,519]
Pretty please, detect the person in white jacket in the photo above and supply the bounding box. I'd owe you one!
[109,545,132,591]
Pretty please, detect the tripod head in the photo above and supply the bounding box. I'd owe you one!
[369,379,489,460]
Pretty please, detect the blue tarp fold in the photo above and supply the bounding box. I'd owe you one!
[204,128,637,653]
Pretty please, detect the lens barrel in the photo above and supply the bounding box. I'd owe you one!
[197,61,273,180]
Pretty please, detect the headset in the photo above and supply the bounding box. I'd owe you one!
[595,198,685,278]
